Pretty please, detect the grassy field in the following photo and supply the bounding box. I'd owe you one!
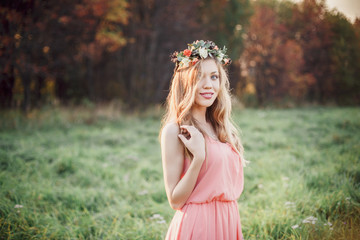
[0,105,359,239]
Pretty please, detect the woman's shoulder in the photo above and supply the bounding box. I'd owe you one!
[161,122,184,153]
[161,121,180,139]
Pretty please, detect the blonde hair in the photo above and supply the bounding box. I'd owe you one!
[160,58,248,166]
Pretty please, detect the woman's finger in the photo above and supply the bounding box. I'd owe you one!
[178,133,188,143]
[180,127,189,136]
[180,128,188,134]
[180,126,191,136]
[180,125,197,134]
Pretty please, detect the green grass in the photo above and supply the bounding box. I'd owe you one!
[0,105,359,239]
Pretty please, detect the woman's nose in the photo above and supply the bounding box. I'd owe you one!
[203,77,212,89]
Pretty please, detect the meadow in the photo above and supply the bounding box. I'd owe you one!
[0,105,359,239]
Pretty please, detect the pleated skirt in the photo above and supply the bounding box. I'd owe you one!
[165,200,243,240]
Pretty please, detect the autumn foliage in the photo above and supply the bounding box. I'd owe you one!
[0,0,359,110]
[240,0,360,106]
[0,0,128,111]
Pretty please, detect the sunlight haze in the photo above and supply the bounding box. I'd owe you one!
[290,0,360,22]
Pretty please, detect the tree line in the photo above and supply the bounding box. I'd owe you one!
[0,0,359,111]
[241,0,360,106]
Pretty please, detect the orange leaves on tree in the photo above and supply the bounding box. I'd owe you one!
[241,1,314,104]
[94,0,129,52]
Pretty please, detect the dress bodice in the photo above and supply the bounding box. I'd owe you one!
[182,135,244,205]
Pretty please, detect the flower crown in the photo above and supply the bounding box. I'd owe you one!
[170,40,232,68]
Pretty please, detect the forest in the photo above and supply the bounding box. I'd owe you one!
[1,0,360,111]
[1,1,360,239]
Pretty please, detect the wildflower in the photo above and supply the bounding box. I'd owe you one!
[150,214,163,220]
[199,47,208,59]
[291,224,299,229]
[257,183,263,189]
[180,58,191,67]
[285,201,295,208]
[324,222,332,227]
[170,51,179,63]
[192,58,199,65]
[14,204,23,209]
[150,213,166,224]
[183,49,192,57]
[302,216,317,224]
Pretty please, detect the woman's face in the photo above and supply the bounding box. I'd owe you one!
[194,59,220,108]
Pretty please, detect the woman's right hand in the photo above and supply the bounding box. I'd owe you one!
[177,125,206,164]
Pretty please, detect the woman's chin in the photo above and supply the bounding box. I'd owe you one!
[195,100,215,108]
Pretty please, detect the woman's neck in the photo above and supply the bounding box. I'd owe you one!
[191,105,207,124]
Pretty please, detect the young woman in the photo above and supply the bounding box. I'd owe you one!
[160,40,247,240]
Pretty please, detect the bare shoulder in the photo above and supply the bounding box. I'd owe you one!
[161,121,183,153]
[161,121,180,141]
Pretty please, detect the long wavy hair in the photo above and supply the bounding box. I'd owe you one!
[160,58,248,166]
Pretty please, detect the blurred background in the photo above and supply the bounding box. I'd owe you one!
[1,0,359,111]
[1,1,360,239]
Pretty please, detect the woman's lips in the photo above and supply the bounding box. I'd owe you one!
[200,92,214,99]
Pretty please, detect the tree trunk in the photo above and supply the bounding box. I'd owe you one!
[85,56,95,101]
[34,74,45,107]
[0,65,15,108]
[21,72,31,113]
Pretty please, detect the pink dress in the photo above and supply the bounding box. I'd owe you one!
[165,135,245,240]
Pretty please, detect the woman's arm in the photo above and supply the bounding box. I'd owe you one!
[161,123,205,210]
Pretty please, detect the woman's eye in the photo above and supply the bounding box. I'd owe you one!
[211,75,219,80]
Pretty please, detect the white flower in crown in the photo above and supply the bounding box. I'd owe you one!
[199,47,208,59]
[180,57,191,67]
